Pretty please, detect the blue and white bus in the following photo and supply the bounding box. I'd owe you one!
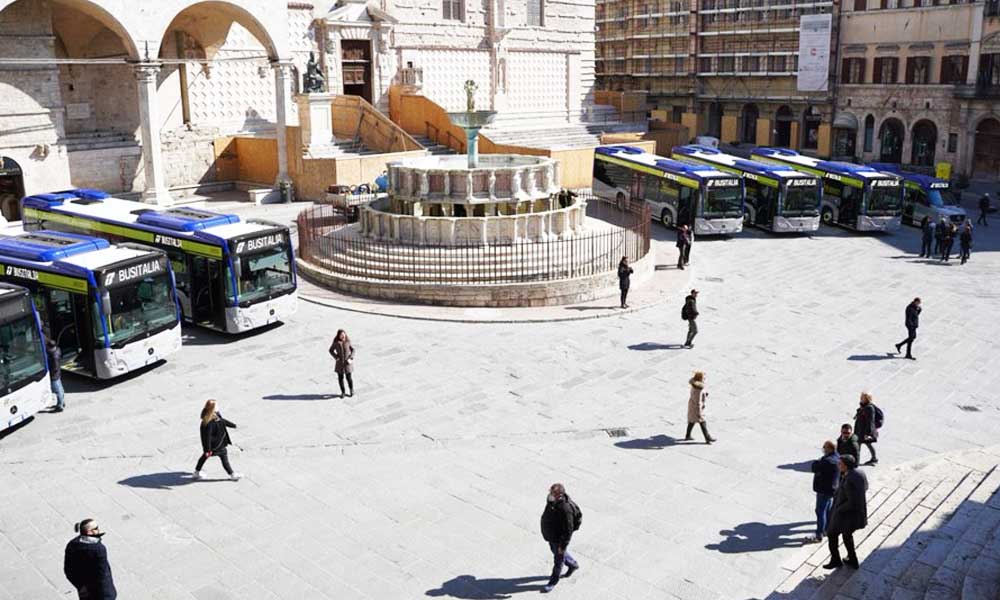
[0,283,50,430]
[22,189,297,333]
[0,229,181,379]
[751,148,902,232]
[868,163,967,228]
[671,145,822,233]
[594,145,744,235]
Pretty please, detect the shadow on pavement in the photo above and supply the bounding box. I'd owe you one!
[615,434,683,450]
[118,471,217,490]
[0,416,34,441]
[706,521,814,554]
[777,461,814,473]
[628,342,686,351]
[180,321,284,346]
[62,361,166,393]
[262,393,338,401]
[564,305,621,311]
[425,575,548,598]
[847,353,897,362]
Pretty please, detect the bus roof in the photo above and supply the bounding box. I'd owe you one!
[753,148,893,180]
[868,163,949,189]
[0,228,159,275]
[596,145,732,181]
[22,189,281,244]
[672,145,815,181]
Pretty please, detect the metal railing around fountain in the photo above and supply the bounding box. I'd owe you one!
[296,193,651,285]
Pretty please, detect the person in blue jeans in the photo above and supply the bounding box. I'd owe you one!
[810,440,840,542]
[45,336,64,412]
[539,483,580,593]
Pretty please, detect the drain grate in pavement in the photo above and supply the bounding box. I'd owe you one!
[605,428,629,438]
[957,405,981,412]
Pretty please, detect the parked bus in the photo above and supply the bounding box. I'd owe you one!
[671,145,822,233]
[22,189,297,333]
[594,145,744,235]
[869,163,967,228]
[0,229,181,379]
[751,148,902,231]
[0,283,50,431]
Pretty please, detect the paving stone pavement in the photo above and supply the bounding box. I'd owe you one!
[1,204,999,600]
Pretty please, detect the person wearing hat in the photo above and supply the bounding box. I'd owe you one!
[978,193,990,226]
[682,289,699,348]
[64,518,117,599]
[824,455,868,570]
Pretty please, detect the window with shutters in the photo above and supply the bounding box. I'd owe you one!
[873,57,898,83]
[744,56,760,72]
[699,57,714,73]
[527,0,544,26]
[718,56,735,72]
[854,0,867,9]
[905,56,930,84]
[769,55,787,72]
[841,58,865,83]
[443,0,464,21]
[940,55,969,84]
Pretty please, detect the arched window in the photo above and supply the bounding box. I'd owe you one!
[863,115,875,153]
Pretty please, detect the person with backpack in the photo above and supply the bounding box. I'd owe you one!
[329,329,355,398]
[959,222,973,265]
[64,518,117,599]
[823,455,868,570]
[810,440,840,543]
[894,297,921,360]
[193,399,242,481]
[676,224,692,269]
[617,256,633,309]
[682,289,699,348]
[853,392,881,466]
[540,483,581,593]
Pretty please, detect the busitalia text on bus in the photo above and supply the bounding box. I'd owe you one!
[671,145,822,233]
[0,283,50,430]
[594,145,744,235]
[21,189,297,334]
[0,229,182,379]
[751,148,902,232]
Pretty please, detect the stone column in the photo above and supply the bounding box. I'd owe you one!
[271,61,292,188]
[134,63,170,205]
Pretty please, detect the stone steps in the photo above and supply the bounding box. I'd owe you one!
[412,135,457,155]
[481,122,646,150]
[768,458,1000,600]
[64,130,137,152]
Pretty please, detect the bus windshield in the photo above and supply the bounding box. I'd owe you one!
[103,272,177,345]
[782,184,820,216]
[865,183,902,215]
[703,184,743,217]
[0,313,45,388]
[927,189,959,206]
[235,246,294,305]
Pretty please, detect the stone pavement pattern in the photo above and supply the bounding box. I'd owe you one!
[1,204,999,600]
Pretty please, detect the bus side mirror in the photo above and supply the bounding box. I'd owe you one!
[101,290,112,316]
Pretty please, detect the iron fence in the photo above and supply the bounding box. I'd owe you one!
[297,193,651,285]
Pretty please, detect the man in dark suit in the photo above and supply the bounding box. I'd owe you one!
[894,297,921,360]
[824,455,868,570]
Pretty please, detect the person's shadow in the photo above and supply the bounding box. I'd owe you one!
[118,471,221,490]
[425,575,548,599]
[615,434,681,450]
[705,521,813,553]
[776,461,814,473]
[627,342,686,351]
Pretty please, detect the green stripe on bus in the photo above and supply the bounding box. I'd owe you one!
[0,261,89,294]
[596,154,700,188]
[670,155,779,188]
[751,155,864,189]
[24,207,223,259]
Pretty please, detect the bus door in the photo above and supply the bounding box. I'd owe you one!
[33,289,93,375]
[190,256,225,329]
[902,185,925,223]
[677,185,694,227]
[840,183,861,225]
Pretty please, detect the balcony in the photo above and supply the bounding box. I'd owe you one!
[953,84,1000,98]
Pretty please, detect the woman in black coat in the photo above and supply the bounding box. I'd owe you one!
[853,392,878,465]
[617,256,633,309]
[824,455,868,569]
[193,399,241,480]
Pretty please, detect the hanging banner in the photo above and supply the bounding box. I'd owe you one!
[797,13,833,92]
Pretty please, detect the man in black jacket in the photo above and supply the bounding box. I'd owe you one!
[919,216,933,258]
[836,424,860,465]
[676,225,692,269]
[810,441,840,543]
[978,193,990,226]
[64,518,117,599]
[683,289,699,348]
[540,483,579,593]
[894,297,921,360]
[824,456,868,570]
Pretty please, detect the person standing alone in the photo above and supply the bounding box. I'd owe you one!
[959,222,973,265]
[682,289,699,348]
[824,455,868,570]
[64,518,117,599]
[539,483,581,593]
[854,392,880,466]
[978,193,990,226]
[676,224,692,269]
[617,256,633,309]
[45,334,64,412]
[193,399,242,481]
[684,370,716,443]
[330,329,355,398]
[810,441,840,543]
[919,216,933,258]
[894,297,921,360]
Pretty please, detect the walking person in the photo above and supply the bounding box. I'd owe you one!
[854,392,880,466]
[933,217,946,255]
[329,329,355,398]
[684,371,716,443]
[940,221,955,262]
[836,424,860,464]
[193,399,242,481]
[894,297,921,360]
[978,193,990,226]
[676,224,691,269]
[918,216,933,258]
[810,441,840,543]
[64,518,117,599]
[823,455,868,570]
[617,256,633,309]
[682,289,699,348]
[539,483,581,593]
[959,222,973,265]
[45,334,64,412]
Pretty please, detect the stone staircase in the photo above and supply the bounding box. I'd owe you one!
[481,121,647,150]
[767,452,1000,600]
[64,130,138,152]
[412,135,457,155]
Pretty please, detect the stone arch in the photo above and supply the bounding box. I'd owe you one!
[158,1,281,62]
[910,119,937,166]
[877,117,904,163]
[0,0,140,60]
[972,116,1000,177]
[0,156,25,221]
[863,114,875,153]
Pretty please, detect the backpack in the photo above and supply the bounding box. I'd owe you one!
[681,302,692,321]
[873,405,884,429]
[568,498,583,531]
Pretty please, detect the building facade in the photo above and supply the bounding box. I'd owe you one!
[833,0,1000,178]
[596,0,838,156]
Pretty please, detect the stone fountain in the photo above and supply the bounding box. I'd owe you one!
[448,80,496,169]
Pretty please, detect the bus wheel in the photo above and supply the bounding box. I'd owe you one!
[821,207,834,225]
[616,192,625,211]
[660,210,673,228]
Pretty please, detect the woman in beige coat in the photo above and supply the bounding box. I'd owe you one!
[685,371,716,444]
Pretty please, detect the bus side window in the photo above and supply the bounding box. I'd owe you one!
[916,189,929,206]
[641,174,661,202]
